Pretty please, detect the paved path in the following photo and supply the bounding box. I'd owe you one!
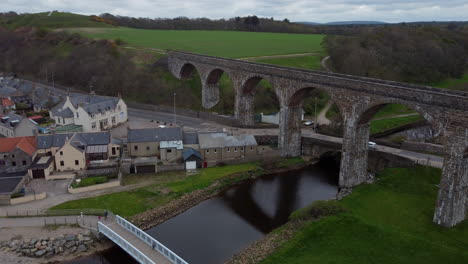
[321,56,332,72]
[316,100,332,125]
[372,112,420,121]
[240,52,320,61]
[0,215,99,229]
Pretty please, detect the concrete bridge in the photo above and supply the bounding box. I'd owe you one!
[167,51,468,227]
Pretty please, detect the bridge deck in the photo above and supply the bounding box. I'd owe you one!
[102,221,172,264]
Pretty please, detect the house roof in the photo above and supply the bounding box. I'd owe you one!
[0,136,36,156]
[128,127,183,143]
[36,132,110,149]
[0,112,27,130]
[1,98,14,107]
[52,107,74,118]
[0,86,17,97]
[198,133,258,149]
[29,156,54,169]
[183,148,202,161]
[28,115,43,120]
[183,132,199,145]
[0,176,24,194]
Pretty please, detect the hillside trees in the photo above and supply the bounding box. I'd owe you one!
[326,26,468,85]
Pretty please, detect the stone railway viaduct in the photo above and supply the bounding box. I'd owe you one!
[167,51,468,227]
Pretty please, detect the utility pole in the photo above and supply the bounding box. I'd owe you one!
[173,92,177,125]
[314,97,317,131]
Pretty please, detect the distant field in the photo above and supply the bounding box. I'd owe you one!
[255,55,324,70]
[0,12,112,29]
[72,27,326,58]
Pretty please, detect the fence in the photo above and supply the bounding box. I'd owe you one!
[115,215,188,264]
[2,208,107,217]
[99,221,156,264]
[10,192,47,205]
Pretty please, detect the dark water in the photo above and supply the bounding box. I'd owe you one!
[67,164,338,264]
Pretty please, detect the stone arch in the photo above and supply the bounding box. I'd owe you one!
[235,75,279,126]
[356,98,442,138]
[201,68,234,110]
[179,63,198,80]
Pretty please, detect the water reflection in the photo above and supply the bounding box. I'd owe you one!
[65,164,338,264]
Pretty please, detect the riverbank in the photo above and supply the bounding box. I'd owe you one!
[131,158,316,230]
[227,166,468,264]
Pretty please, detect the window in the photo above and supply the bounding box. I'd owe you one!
[90,113,95,118]
[227,148,230,152]
[167,149,172,153]
[12,161,16,166]
[11,154,15,158]
[146,146,150,151]
[76,112,79,118]
[92,122,96,129]
[134,145,138,151]
[118,105,121,111]
[214,149,217,153]
[112,116,116,124]
[60,161,64,166]
[206,149,209,154]
[60,151,63,156]
[234,148,237,152]
[75,160,79,165]
[250,147,253,151]
[22,160,26,165]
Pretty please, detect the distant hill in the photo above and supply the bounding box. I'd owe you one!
[296,21,388,26]
[0,11,115,29]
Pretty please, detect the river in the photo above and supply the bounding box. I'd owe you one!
[67,163,338,264]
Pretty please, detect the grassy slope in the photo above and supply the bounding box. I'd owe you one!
[0,12,112,29]
[370,115,423,135]
[260,166,468,264]
[51,163,257,217]
[432,71,468,90]
[75,27,325,58]
[255,55,323,70]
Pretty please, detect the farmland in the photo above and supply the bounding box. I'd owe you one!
[71,27,326,58]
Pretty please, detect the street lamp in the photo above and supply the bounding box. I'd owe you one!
[173,93,177,125]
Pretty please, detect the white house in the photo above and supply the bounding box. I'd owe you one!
[0,112,38,137]
[50,92,127,132]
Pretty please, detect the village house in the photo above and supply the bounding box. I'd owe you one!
[0,112,39,137]
[35,131,120,176]
[49,92,127,132]
[0,98,15,114]
[0,136,37,174]
[198,133,258,165]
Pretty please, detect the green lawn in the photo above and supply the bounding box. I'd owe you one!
[260,166,468,264]
[432,71,468,90]
[370,114,423,135]
[51,163,257,217]
[71,176,109,188]
[373,104,417,119]
[73,27,325,58]
[255,55,324,70]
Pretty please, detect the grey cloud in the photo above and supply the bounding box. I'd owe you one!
[1,0,467,23]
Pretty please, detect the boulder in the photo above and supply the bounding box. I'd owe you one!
[65,235,77,241]
[65,241,75,249]
[77,244,87,252]
[35,249,46,257]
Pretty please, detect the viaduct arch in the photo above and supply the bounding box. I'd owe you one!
[167,51,468,227]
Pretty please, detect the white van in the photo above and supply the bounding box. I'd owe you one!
[368,141,377,149]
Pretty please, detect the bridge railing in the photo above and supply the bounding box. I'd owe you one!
[115,215,189,264]
[98,221,155,264]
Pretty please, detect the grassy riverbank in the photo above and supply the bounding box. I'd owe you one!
[52,163,258,217]
[257,166,468,264]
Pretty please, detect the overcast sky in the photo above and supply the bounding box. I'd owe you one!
[1,0,467,23]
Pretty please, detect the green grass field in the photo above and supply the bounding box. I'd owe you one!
[372,104,417,119]
[0,12,112,29]
[255,55,324,70]
[51,163,257,217]
[433,71,468,90]
[260,166,468,264]
[370,114,423,135]
[73,27,325,58]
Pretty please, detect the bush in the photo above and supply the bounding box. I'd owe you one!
[11,192,25,198]
[290,200,346,222]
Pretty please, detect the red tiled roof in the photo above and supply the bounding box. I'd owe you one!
[0,136,36,156]
[1,98,14,107]
[28,115,43,120]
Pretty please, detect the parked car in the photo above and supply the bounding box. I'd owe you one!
[368,141,377,149]
[303,121,314,126]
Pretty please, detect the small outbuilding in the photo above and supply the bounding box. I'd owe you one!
[183,148,203,170]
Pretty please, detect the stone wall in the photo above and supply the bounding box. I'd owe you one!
[68,179,120,194]
[10,192,47,205]
[157,164,185,173]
